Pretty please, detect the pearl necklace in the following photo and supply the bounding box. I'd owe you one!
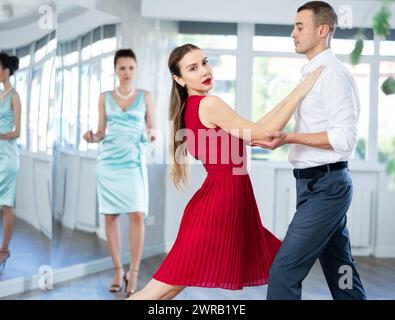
[115,85,136,100]
[0,86,13,102]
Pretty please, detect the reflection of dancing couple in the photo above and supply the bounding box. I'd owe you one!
[83,1,366,300]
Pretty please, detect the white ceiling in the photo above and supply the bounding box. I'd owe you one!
[0,0,75,29]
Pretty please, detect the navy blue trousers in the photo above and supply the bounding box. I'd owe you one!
[267,168,366,300]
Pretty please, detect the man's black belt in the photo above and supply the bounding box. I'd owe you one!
[293,161,348,179]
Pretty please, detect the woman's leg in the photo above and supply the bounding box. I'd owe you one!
[126,212,145,295]
[105,214,124,289]
[128,278,186,300]
[1,206,15,251]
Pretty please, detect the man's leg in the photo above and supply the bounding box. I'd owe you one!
[267,171,353,300]
[319,171,366,299]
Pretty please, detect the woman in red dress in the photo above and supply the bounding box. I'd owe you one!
[129,44,323,300]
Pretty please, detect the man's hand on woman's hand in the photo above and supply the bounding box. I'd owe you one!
[251,131,287,150]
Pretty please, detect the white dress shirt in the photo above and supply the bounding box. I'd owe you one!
[288,48,360,169]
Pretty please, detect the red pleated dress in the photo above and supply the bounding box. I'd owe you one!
[153,95,281,290]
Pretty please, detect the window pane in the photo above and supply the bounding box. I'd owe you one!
[34,36,48,62]
[103,24,116,39]
[91,40,103,58]
[253,36,294,52]
[18,55,31,69]
[14,70,28,148]
[378,61,395,183]
[102,38,117,54]
[87,63,101,151]
[34,45,47,62]
[380,41,395,56]
[55,62,63,149]
[332,39,374,55]
[29,68,41,152]
[344,62,370,160]
[38,59,52,152]
[178,34,237,50]
[93,27,101,43]
[47,55,56,154]
[79,62,100,151]
[79,65,90,151]
[47,38,56,55]
[62,67,79,147]
[92,27,102,58]
[210,55,236,107]
[16,45,31,69]
[81,45,91,61]
[63,51,78,66]
[252,57,305,160]
[101,56,114,92]
[81,33,92,61]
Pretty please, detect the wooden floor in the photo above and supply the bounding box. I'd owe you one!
[0,215,50,281]
[5,255,395,300]
[52,221,109,269]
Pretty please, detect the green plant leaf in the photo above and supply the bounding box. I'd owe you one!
[387,158,394,176]
[350,38,364,65]
[381,76,395,95]
[373,5,391,38]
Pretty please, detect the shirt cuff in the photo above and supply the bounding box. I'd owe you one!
[327,128,355,153]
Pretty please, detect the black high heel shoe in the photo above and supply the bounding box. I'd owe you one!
[123,274,128,293]
[0,250,10,273]
[108,266,125,293]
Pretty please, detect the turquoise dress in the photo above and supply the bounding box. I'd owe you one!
[0,90,19,207]
[96,90,149,216]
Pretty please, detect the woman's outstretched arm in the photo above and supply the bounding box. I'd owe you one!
[199,66,323,143]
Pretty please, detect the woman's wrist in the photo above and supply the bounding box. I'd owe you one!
[92,134,100,143]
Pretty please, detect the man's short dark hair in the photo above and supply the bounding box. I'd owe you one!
[298,1,338,32]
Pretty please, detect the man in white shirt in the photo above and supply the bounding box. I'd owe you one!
[254,1,366,300]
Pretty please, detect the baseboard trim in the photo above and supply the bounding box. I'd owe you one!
[351,247,372,257]
[373,246,395,258]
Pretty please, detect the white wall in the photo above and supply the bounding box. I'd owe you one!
[374,172,395,257]
[15,151,52,238]
[141,0,395,28]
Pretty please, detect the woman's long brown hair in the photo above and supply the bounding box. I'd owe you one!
[168,44,200,190]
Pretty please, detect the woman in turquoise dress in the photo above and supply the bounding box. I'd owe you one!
[83,49,156,296]
[0,53,21,271]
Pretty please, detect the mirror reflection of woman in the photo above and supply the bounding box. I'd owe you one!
[0,53,21,272]
[83,49,156,297]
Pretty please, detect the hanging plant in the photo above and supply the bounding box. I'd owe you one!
[349,0,394,95]
[350,37,364,65]
[373,4,391,38]
[381,76,395,95]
